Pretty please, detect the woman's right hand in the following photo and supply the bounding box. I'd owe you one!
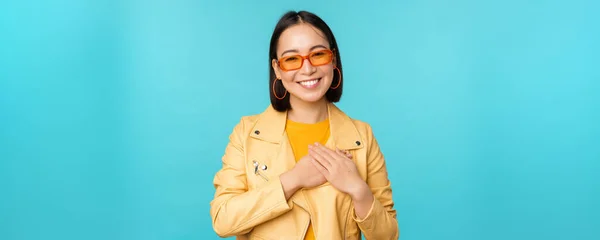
[291,154,327,188]
[280,150,353,200]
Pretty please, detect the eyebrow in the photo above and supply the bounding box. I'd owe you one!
[280,45,328,57]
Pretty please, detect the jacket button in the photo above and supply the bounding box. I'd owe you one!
[254,130,260,135]
[355,141,361,146]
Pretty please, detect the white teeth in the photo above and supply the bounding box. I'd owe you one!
[299,79,319,87]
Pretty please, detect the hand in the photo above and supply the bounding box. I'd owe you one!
[280,150,354,200]
[291,154,327,188]
[308,143,370,200]
[294,149,354,189]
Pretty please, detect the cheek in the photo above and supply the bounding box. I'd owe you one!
[320,66,335,84]
[280,72,297,88]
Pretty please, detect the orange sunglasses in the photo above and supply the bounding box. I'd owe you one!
[276,49,334,71]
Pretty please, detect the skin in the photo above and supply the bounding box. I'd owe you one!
[274,23,374,220]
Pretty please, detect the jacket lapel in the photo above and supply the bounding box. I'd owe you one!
[249,102,364,150]
[326,103,365,151]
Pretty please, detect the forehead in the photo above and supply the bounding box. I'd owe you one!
[277,23,330,55]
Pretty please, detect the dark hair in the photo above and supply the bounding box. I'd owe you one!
[269,10,343,112]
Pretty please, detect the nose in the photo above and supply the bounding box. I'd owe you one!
[300,58,316,75]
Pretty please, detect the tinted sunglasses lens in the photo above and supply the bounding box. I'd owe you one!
[309,50,333,65]
[280,56,302,70]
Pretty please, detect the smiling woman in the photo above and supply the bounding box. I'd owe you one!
[209,10,399,240]
[268,13,343,111]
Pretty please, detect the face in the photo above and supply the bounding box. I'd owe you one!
[272,23,336,104]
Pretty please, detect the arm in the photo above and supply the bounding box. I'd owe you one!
[280,171,303,200]
[352,124,399,240]
[210,118,299,237]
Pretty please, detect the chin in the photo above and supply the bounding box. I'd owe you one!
[289,90,328,103]
[299,95,326,103]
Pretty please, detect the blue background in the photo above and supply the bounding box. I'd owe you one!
[1,0,598,239]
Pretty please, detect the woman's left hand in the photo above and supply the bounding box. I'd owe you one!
[308,143,370,200]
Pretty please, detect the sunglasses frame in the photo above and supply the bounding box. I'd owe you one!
[276,49,335,71]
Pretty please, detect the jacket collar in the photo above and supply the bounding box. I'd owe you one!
[249,102,364,150]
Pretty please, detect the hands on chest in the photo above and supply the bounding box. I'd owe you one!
[279,143,370,202]
[307,143,369,199]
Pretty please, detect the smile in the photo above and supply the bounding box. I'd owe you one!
[297,78,321,89]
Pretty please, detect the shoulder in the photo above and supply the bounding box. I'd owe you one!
[240,113,261,125]
[349,118,373,132]
[349,118,376,140]
[230,114,260,136]
[344,116,384,157]
[330,103,378,145]
[228,104,274,138]
[330,103,375,136]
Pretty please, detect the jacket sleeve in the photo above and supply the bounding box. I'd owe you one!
[352,123,400,240]
[210,118,294,237]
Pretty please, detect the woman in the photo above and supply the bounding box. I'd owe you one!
[210,10,399,240]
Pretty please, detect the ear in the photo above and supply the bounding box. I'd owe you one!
[271,59,282,79]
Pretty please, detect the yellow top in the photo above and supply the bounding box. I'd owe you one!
[285,118,330,240]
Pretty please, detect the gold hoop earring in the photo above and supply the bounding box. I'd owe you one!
[330,67,342,89]
[273,78,287,100]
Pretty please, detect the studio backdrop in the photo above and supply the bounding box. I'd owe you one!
[1,0,598,239]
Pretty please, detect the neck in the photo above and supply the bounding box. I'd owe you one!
[287,97,328,124]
